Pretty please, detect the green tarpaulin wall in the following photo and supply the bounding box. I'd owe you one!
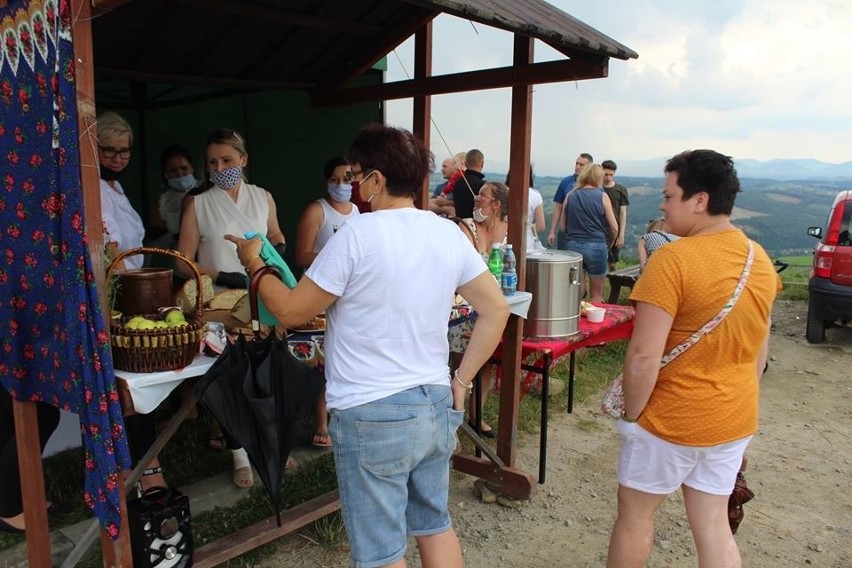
[96,70,383,270]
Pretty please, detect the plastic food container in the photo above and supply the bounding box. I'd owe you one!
[585,306,606,323]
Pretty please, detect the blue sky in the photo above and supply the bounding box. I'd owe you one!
[385,0,852,176]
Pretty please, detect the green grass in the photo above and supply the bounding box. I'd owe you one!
[776,255,812,301]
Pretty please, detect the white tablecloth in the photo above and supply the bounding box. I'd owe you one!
[115,354,217,414]
[507,291,533,319]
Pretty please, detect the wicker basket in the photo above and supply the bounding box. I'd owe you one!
[108,247,205,373]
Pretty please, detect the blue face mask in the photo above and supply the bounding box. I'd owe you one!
[167,173,197,192]
[209,166,243,189]
[327,182,353,203]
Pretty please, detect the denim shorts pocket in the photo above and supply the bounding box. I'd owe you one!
[356,416,418,476]
[446,408,465,452]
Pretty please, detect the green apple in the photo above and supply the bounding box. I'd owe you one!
[164,309,186,325]
[125,319,142,330]
[136,319,156,330]
[127,315,146,325]
[154,320,169,329]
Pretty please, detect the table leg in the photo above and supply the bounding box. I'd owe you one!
[567,351,576,414]
[607,282,621,304]
[471,367,483,459]
[538,353,551,484]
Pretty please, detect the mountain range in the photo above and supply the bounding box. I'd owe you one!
[610,158,852,181]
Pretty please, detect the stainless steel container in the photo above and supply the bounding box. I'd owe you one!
[523,250,583,337]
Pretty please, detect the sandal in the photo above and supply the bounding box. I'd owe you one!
[208,435,227,451]
[312,431,332,447]
[232,466,254,488]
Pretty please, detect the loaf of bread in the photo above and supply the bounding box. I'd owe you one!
[230,293,251,323]
[174,274,215,309]
[208,289,247,311]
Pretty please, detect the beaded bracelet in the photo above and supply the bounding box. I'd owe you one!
[453,369,473,391]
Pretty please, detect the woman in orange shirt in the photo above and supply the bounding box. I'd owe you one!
[607,150,781,568]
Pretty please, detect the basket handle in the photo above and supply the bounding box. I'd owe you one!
[249,266,282,338]
[105,246,205,321]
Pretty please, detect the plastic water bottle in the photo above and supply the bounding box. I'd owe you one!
[487,243,502,284]
[501,244,517,296]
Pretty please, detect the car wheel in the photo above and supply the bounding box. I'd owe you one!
[805,301,826,344]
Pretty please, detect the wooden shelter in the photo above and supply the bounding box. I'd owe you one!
[8,0,636,564]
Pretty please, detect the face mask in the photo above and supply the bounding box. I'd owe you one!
[472,208,488,223]
[353,171,375,203]
[99,164,125,182]
[327,182,353,202]
[167,174,197,192]
[209,166,243,189]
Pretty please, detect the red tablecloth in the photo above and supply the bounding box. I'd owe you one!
[492,303,635,393]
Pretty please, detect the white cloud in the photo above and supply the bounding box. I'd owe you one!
[385,0,852,175]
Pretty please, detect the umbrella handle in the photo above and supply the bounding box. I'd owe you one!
[249,266,282,339]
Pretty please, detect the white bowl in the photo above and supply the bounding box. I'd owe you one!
[586,307,606,323]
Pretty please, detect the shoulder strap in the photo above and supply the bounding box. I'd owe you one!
[660,240,755,367]
[652,230,674,243]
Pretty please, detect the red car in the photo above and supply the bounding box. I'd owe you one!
[806,190,852,343]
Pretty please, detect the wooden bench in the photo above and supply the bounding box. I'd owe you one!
[606,264,641,304]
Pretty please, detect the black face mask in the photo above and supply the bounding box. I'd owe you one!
[99,164,125,181]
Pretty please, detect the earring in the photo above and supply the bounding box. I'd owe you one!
[367,192,377,203]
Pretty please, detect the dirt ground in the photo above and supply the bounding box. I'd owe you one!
[261,299,852,567]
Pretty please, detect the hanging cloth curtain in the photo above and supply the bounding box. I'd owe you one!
[0,0,131,537]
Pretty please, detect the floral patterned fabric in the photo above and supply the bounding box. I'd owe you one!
[0,0,131,537]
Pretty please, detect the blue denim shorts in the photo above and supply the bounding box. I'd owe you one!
[329,385,464,568]
[566,239,608,277]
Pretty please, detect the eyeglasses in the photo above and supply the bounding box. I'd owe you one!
[347,168,373,182]
[474,194,495,202]
[98,146,131,160]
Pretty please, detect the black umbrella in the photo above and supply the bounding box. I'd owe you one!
[193,267,325,524]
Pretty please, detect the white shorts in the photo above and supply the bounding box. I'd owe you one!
[616,420,751,496]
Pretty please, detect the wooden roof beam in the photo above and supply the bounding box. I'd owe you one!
[314,55,607,107]
[177,0,381,35]
[318,10,441,93]
[94,67,314,91]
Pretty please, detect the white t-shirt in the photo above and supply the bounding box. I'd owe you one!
[100,179,145,270]
[527,187,544,250]
[305,208,487,410]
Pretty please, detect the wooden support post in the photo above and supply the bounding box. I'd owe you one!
[412,22,432,208]
[495,35,534,473]
[71,0,133,564]
[13,400,51,568]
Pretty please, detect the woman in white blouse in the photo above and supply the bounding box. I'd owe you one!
[97,111,144,270]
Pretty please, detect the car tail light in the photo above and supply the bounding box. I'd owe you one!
[813,244,834,278]
[812,198,847,279]
[824,199,846,247]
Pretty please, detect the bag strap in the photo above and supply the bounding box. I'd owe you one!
[652,230,674,243]
[249,265,282,339]
[660,240,755,368]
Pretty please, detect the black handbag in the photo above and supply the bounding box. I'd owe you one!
[127,487,194,568]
